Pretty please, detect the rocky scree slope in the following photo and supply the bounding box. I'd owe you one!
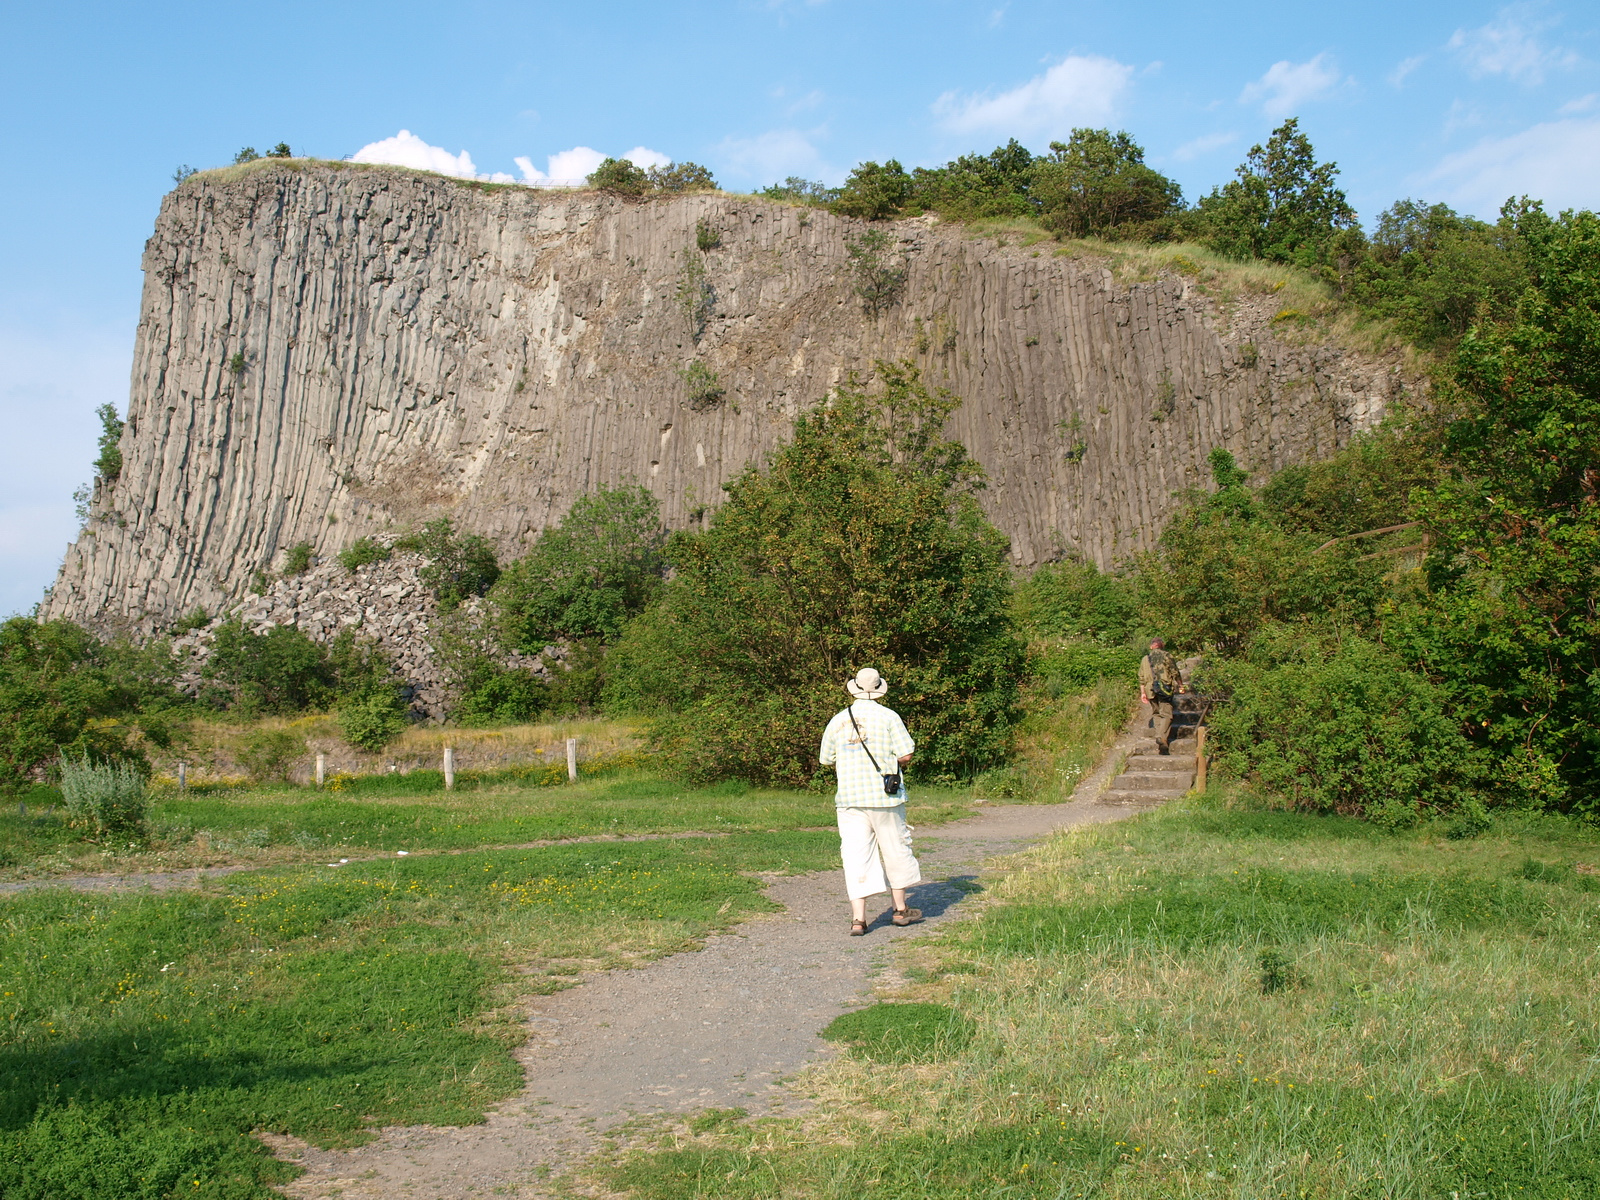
[50,160,1408,636]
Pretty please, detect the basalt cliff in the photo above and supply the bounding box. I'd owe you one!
[47,160,1410,634]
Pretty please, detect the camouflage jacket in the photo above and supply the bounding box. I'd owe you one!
[1139,649,1183,695]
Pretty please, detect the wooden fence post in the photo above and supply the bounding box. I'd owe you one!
[443,747,455,790]
[1194,726,1208,792]
[566,738,578,782]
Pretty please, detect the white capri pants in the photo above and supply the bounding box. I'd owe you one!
[837,804,922,900]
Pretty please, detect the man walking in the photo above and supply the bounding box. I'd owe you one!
[1138,638,1184,754]
[819,667,922,936]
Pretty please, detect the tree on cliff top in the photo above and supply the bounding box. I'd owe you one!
[607,361,1026,786]
[1196,118,1357,266]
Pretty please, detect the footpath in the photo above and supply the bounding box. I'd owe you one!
[274,700,1196,1199]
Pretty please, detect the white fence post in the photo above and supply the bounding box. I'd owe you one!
[444,747,455,790]
[178,761,187,791]
[315,753,326,787]
[566,738,578,782]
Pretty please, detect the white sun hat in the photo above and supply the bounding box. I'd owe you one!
[845,667,888,699]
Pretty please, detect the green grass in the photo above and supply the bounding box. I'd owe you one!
[0,832,838,1199]
[0,771,976,879]
[605,794,1600,1199]
[819,1001,974,1063]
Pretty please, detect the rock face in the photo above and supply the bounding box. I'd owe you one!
[47,161,1409,634]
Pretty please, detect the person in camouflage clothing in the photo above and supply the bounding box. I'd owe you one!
[1138,638,1184,754]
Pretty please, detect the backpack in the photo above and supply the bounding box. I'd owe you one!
[1148,649,1182,697]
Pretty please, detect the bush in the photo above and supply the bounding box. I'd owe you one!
[338,537,391,573]
[281,541,314,575]
[1014,558,1138,642]
[1207,629,1481,826]
[455,669,549,727]
[831,159,913,220]
[678,360,723,409]
[1034,641,1140,696]
[759,177,838,206]
[0,618,170,791]
[92,403,124,483]
[587,157,649,195]
[232,147,260,165]
[398,518,500,613]
[338,687,409,752]
[609,361,1026,785]
[433,605,549,726]
[493,485,667,651]
[202,621,335,715]
[907,140,1035,222]
[236,728,305,782]
[267,142,293,158]
[648,162,717,192]
[57,756,148,839]
[1032,129,1184,240]
[1194,118,1357,267]
[846,230,906,315]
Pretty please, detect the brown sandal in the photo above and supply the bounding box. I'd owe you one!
[892,907,923,926]
[850,919,868,936]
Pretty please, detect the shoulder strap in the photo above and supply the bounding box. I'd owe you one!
[846,705,884,773]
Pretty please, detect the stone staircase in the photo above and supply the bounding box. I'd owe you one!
[1097,695,1207,807]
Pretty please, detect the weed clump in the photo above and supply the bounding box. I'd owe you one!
[58,756,148,839]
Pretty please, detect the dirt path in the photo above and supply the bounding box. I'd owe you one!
[274,786,1140,1200]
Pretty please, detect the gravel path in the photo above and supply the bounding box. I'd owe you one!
[273,790,1138,1199]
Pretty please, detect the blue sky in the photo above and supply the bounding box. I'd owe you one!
[3,0,1598,616]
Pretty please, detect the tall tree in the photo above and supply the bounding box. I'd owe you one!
[1031,129,1184,240]
[1197,118,1357,265]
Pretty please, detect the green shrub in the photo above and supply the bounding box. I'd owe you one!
[758,177,838,206]
[338,536,391,573]
[648,162,717,192]
[610,361,1025,785]
[695,219,721,251]
[202,621,335,715]
[1014,558,1138,642]
[91,403,124,483]
[267,142,293,158]
[1034,640,1140,696]
[0,618,170,791]
[281,541,314,575]
[677,360,723,409]
[587,156,649,195]
[455,669,549,727]
[1032,128,1184,240]
[57,757,148,839]
[906,139,1035,221]
[169,607,210,635]
[397,517,500,613]
[232,146,259,165]
[493,485,667,651]
[676,253,714,340]
[1207,628,1481,825]
[338,687,409,752]
[236,728,305,782]
[1194,118,1357,268]
[831,159,913,220]
[845,229,906,315]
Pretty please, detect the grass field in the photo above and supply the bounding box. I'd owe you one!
[0,768,977,880]
[603,792,1600,1199]
[0,831,840,1199]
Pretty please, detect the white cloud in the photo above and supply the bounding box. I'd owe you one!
[621,145,672,171]
[1170,131,1237,162]
[1239,55,1344,118]
[1420,117,1600,219]
[351,130,480,177]
[933,55,1134,136]
[1449,7,1578,85]
[1559,93,1598,114]
[1389,55,1426,87]
[514,146,671,187]
[714,129,839,186]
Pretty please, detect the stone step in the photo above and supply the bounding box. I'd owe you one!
[1131,740,1199,757]
[1098,786,1187,806]
[1123,754,1197,772]
[1115,770,1195,792]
